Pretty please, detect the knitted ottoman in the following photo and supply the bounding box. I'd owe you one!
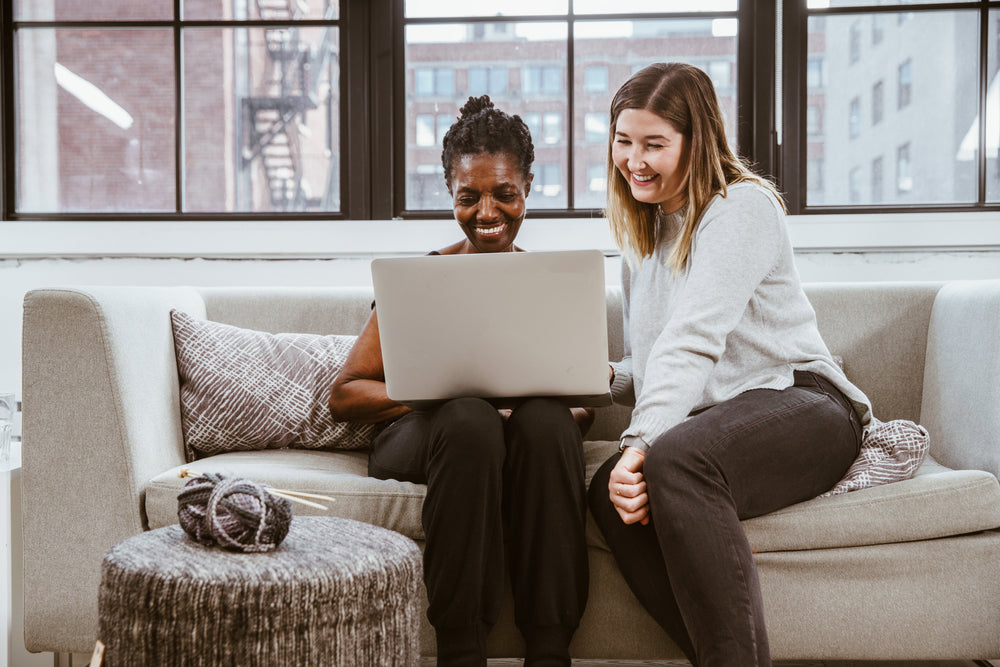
[97,516,422,667]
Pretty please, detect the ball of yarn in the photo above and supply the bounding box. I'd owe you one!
[177,472,292,552]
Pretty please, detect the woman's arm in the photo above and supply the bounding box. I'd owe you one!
[328,308,412,424]
[570,407,596,438]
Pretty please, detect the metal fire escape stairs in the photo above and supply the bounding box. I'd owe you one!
[242,0,336,210]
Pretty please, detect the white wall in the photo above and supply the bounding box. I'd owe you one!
[3,214,1000,438]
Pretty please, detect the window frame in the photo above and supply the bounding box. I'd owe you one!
[779,0,1000,215]
[1,1,996,222]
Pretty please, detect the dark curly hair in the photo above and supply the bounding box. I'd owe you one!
[440,95,534,189]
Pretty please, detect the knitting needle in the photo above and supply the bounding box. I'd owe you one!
[178,468,334,510]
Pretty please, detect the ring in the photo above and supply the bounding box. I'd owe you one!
[616,484,622,496]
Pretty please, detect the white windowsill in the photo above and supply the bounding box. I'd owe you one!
[1,211,998,259]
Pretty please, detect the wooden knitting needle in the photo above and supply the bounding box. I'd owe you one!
[178,468,334,510]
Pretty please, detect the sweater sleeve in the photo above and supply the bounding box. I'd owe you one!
[621,186,785,452]
[610,255,636,406]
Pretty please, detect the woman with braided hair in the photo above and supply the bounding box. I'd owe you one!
[329,95,591,667]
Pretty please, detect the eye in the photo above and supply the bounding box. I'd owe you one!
[497,192,517,202]
[647,143,664,150]
[614,138,631,146]
[457,196,478,206]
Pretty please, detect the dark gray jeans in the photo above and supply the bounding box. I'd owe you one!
[588,371,861,667]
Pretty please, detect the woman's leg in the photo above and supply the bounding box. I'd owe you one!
[504,398,589,667]
[368,397,507,667]
[588,456,698,663]
[643,371,861,667]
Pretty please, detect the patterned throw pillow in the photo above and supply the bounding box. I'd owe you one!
[170,309,379,460]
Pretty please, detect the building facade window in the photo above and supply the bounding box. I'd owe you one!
[872,155,884,203]
[897,59,912,110]
[872,80,884,126]
[897,143,913,194]
[849,97,861,139]
[583,65,609,93]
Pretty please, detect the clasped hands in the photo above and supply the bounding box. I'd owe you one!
[609,446,650,525]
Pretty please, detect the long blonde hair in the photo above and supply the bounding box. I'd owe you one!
[605,62,785,271]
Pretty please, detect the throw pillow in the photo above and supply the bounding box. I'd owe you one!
[819,417,930,497]
[170,309,379,460]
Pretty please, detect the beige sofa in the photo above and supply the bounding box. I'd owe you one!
[20,280,1000,661]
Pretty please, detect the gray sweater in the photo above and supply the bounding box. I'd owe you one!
[610,182,873,452]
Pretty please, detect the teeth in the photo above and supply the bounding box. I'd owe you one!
[633,174,656,182]
[478,224,504,235]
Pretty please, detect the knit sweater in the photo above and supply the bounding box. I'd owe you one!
[610,182,873,452]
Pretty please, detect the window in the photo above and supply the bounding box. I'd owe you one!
[849,165,863,203]
[806,105,822,136]
[897,143,913,194]
[872,80,884,126]
[10,0,343,215]
[584,112,608,143]
[872,13,884,45]
[468,67,508,96]
[583,65,609,93]
[4,0,997,221]
[872,156,884,203]
[897,59,912,109]
[523,66,563,96]
[849,21,862,65]
[788,2,991,210]
[849,97,861,139]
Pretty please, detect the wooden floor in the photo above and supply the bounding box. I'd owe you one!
[419,661,992,666]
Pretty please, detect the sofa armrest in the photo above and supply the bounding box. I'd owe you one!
[920,279,1000,478]
[21,286,205,653]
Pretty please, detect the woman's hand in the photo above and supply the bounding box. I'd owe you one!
[609,446,649,525]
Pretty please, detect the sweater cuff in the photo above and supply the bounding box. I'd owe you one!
[619,434,650,453]
[609,361,634,404]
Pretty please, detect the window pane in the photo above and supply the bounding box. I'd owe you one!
[574,18,738,208]
[15,0,170,21]
[405,1,567,18]
[183,0,338,21]
[404,22,569,210]
[805,10,978,206]
[16,29,175,213]
[986,9,999,203]
[184,26,340,213]
[809,0,968,7]
[574,0,737,13]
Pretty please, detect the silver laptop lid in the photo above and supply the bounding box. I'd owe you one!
[371,249,612,409]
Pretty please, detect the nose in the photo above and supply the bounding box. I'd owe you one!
[626,147,645,171]
[477,195,499,221]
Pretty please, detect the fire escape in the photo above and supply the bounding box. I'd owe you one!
[241,0,336,211]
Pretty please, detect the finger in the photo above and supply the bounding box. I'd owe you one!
[616,503,650,525]
[613,492,648,515]
[610,479,646,500]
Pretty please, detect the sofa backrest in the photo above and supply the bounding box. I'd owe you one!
[195,282,944,440]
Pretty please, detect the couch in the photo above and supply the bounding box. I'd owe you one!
[20,279,1000,660]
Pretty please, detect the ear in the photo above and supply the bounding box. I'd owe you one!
[524,173,534,197]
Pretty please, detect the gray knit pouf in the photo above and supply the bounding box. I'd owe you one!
[98,516,422,667]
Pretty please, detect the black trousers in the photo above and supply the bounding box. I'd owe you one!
[369,397,589,667]
[588,371,861,667]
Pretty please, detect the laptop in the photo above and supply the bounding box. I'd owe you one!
[371,249,612,409]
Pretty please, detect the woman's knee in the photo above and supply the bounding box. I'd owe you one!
[429,397,505,465]
[507,398,578,450]
[587,454,620,523]
[643,429,713,492]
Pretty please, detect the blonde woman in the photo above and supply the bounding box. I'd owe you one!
[588,63,872,666]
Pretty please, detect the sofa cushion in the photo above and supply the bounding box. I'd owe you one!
[170,310,380,459]
[146,442,1000,554]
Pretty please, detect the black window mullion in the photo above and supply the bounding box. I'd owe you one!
[977,1,988,205]
[566,4,575,209]
[174,0,183,214]
[739,0,777,180]
[1,0,14,219]
[342,0,373,219]
[780,0,807,213]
